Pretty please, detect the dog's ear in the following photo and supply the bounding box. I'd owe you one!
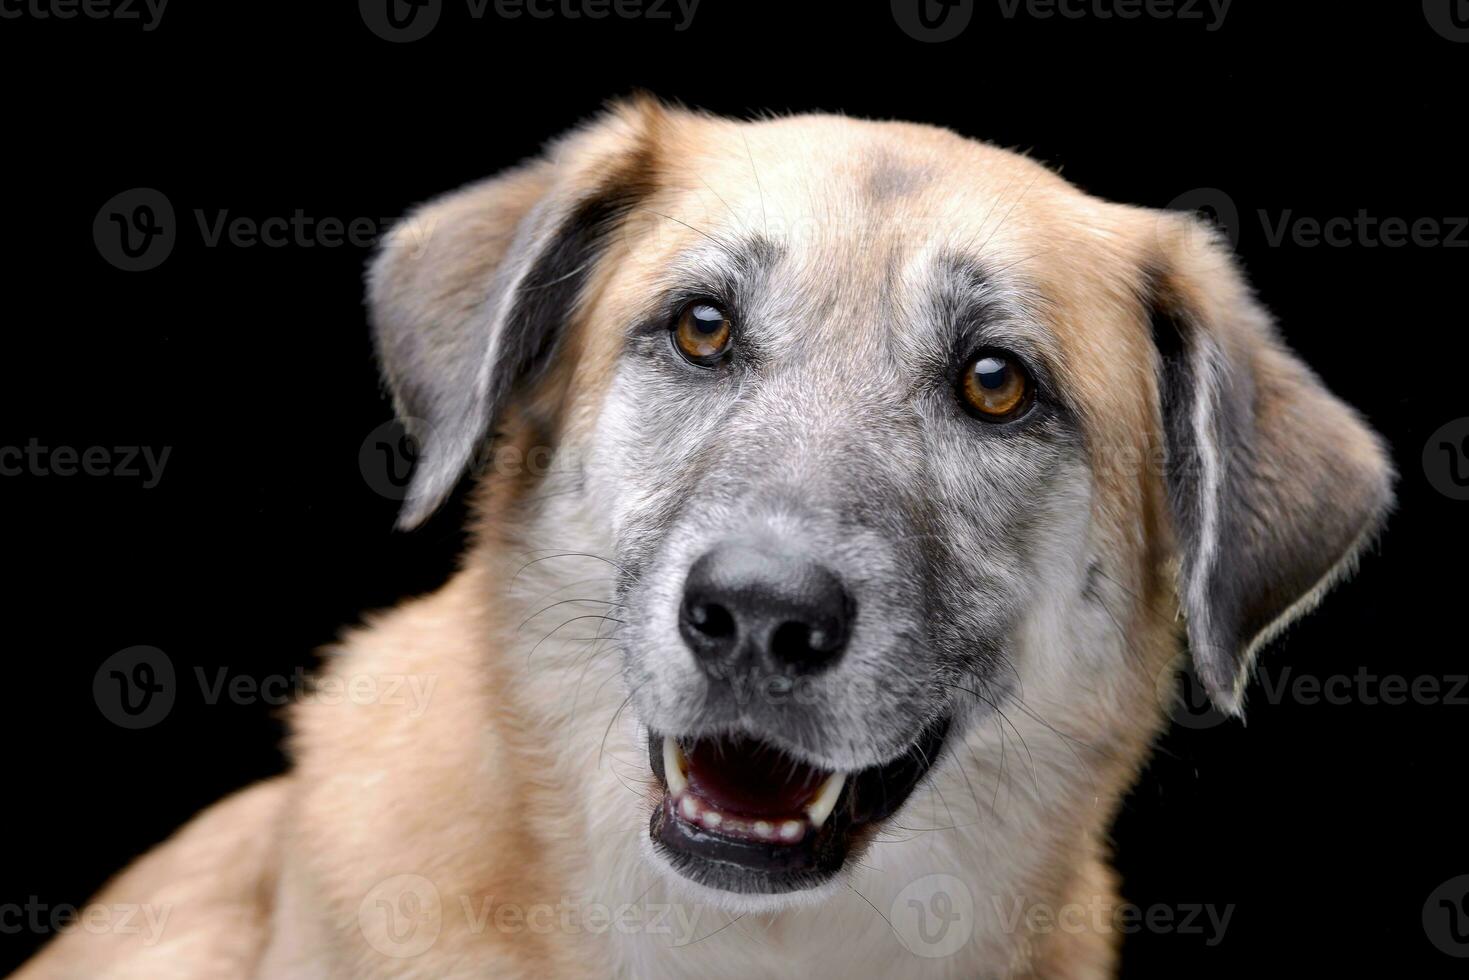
[367,98,665,528]
[1149,219,1394,714]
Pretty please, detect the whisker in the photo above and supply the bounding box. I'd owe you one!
[598,684,642,770]
[843,881,901,946]
[525,614,626,666]
[976,171,1043,260]
[741,133,768,238]
[941,682,1040,797]
[517,596,616,632]
[671,911,746,948]
[509,551,628,590]
[633,207,742,263]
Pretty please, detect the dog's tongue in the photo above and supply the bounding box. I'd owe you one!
[684,736,829,818]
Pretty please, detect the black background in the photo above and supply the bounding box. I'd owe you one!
[3,1,1466,975]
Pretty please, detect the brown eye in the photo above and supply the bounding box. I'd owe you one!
[960,350,1031,420]
[672,302,732,366]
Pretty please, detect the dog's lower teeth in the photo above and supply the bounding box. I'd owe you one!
[669,793,809,842]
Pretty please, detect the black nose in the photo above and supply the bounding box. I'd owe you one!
[679,543,854,676]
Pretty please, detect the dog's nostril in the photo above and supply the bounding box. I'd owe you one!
[685,600,736,639]
[770,620,831,663]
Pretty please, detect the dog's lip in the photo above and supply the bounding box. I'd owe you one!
[646,717,951,893]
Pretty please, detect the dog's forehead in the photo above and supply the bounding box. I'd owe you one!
[622,114,1155,375]
[662,117,1078,251]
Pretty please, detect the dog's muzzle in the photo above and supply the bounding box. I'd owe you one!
[645,539,949,894]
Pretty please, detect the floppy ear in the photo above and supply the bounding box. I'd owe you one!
[1150,219,1394,714]
[367,98,664,528]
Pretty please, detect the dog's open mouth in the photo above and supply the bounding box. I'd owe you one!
[647,719,950,894]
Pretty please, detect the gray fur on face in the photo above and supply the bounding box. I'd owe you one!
[587,233,1087,771]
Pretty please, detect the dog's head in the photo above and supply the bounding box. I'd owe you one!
[369,99,1392,900]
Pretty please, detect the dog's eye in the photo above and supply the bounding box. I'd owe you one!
[960,349,1032,421]
[672,302,733,366]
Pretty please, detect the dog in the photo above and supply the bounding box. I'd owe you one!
[17,97,1392,979]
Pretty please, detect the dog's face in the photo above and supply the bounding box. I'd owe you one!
[369,101,1391,901]
[585,127,1098,894]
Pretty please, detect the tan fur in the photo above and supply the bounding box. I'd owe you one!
[13,779,286,979]
[17,100,1388,979]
